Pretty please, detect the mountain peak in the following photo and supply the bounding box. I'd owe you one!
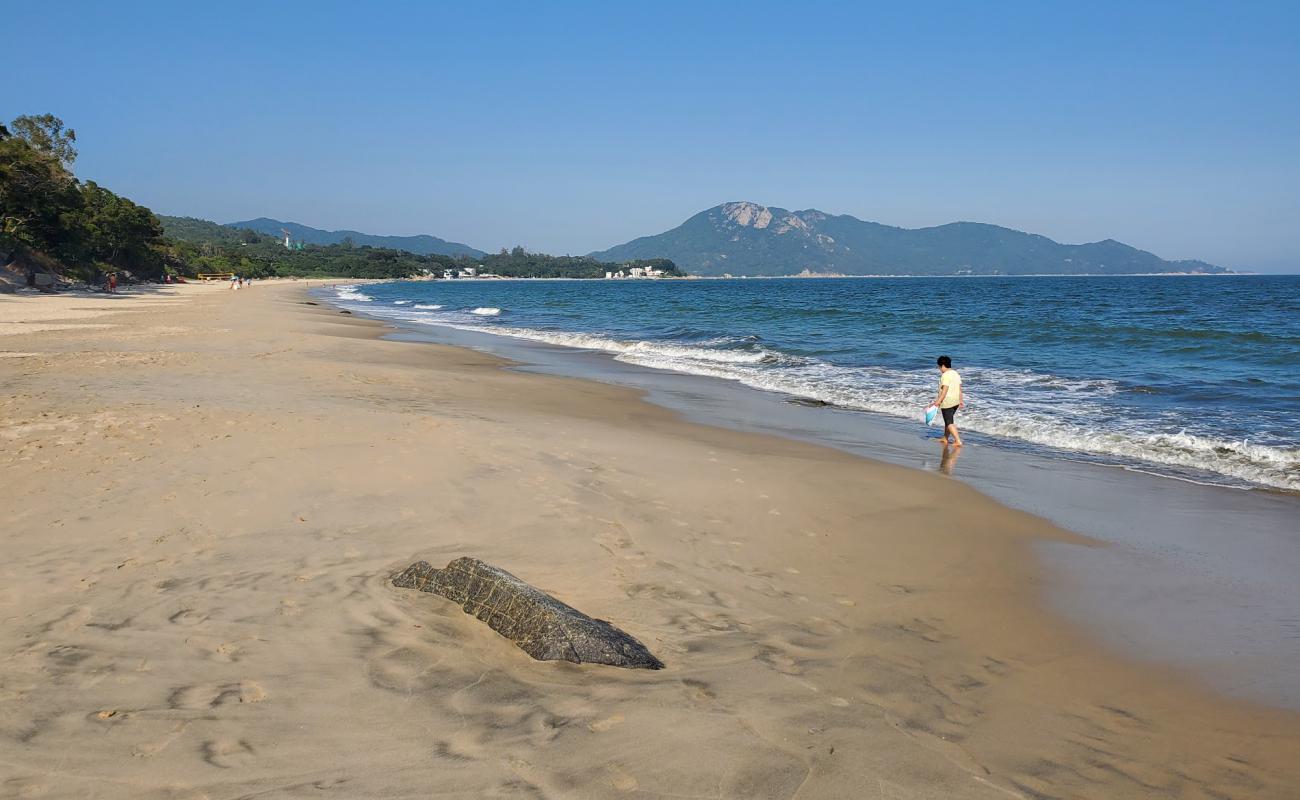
[591,203,1230,276]
[716,202,818,237]
[718,201,775,229]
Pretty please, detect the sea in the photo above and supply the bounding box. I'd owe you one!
[329,275,1300,493]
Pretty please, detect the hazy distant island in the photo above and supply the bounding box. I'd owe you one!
[590,201,1232,277]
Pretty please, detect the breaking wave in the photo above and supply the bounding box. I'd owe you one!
[323,279,1300,491]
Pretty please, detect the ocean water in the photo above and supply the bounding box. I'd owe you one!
[329,276,1300,491]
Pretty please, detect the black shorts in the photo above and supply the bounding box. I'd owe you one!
[940,406,958,427]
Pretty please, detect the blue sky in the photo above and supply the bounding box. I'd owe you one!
[7,1,1298,270]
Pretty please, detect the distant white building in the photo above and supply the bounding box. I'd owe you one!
[606,265,668,279]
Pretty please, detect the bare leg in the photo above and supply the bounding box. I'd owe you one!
[947,423,963,447]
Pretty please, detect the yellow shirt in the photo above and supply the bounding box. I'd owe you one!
[939,369,962,408]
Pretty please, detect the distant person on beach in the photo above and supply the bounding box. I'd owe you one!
[932,355,963,447]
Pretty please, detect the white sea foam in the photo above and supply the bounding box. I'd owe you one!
[334,285,373,302]
[321,291,1299,491]
[435,324,784,366]
[439,322,1299,490]
[393,300,411,305]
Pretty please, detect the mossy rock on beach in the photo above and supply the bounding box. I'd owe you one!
[392,557,663,669]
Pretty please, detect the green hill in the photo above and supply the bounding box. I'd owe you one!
[590,202,1230,277]
[226,217,485,258]
[159,215,681,280]
[159,215,255,245]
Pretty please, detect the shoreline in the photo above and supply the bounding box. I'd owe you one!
[326,277,1297,494]
[325,279,1300,711]
[2,282,1298,797]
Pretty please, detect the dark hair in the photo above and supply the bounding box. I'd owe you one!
[936,355,952,368]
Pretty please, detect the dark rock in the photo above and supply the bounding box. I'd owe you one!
[338,309,352,314]
[787,397,832,408]
[392,557,663,669]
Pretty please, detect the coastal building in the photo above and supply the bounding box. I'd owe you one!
[604,266,666,279]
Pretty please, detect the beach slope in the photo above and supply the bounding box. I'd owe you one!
[1,283,1296,798]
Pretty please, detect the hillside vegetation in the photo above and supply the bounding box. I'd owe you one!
[1,115,172,282]
[228,217,484,258]
[160,220,683,280]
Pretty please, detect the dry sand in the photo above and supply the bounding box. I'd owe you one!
[1,282,1297,799]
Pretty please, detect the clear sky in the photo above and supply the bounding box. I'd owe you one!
[7,1,1298,271]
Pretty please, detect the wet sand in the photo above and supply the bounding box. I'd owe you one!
[1,283,1297,798]
[420,323,1300,712]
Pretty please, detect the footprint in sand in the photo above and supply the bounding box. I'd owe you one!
[681,678,718,703]
[168,608,208,626]
[587,713,624,732]
[132,720,191,758]
[607,766,639,792]
[756,646,804,676]
[212,639,261,662]
[169,681,267,709]
[201,737,257,768]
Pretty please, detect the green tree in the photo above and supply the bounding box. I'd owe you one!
[78,181,165,274]
[1,117,171,281]
[0,129,82,249]
[9,114,78,166]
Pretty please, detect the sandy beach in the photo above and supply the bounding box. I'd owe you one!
[2,282,1297,799]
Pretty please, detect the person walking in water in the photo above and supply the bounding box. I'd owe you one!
[932,355,963,446]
